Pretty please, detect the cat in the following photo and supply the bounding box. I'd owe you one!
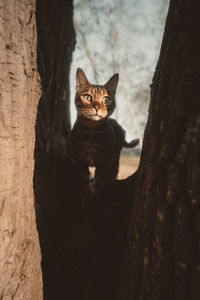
[71,68,139,190]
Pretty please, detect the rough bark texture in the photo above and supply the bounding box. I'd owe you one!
[0,0,42,299]
[120,1,200,299]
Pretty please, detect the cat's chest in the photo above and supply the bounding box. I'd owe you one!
[72,121,115,165]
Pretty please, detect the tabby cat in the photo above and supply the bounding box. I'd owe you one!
[71,68,139,189]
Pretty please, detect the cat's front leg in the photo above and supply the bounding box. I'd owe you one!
[94,159,119,190]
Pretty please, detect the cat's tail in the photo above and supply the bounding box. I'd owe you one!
[123,138,139,148]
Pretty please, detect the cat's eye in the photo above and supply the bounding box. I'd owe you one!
[83,94,92,103]
[103,96,111,105]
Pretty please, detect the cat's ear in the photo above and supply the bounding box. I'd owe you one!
[104,73,119,94]
[76,68,90,90]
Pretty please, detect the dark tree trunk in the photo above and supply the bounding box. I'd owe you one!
[34,0,76,299]
[119,1,200,299]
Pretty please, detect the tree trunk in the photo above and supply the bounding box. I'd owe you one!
[34,0,76,299]
[119,1,200,299]
[0,0,42,299]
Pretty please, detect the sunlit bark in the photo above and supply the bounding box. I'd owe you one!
[0,0,42,298]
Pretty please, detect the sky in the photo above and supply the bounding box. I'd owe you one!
[70,0,169,143]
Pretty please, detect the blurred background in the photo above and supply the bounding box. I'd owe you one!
[70,0,169,176]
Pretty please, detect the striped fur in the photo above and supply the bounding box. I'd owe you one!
[71,68,139,189]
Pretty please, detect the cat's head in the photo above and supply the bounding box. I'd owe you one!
[75,68,119,121]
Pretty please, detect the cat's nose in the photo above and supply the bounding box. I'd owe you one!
[92,101,101,111]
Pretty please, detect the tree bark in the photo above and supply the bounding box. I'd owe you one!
[120,1,200,299]
[0,0,42,299]
[34,0,76,299]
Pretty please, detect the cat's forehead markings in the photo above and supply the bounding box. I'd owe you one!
[100,88,107,96]
[89,86,107,96]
